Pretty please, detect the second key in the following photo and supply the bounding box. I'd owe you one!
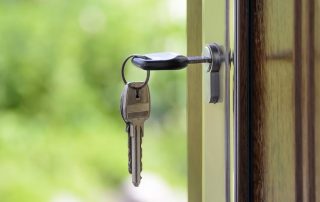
[121,82,151,187]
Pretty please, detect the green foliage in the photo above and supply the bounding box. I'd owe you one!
[0,0,186,118]
[0,0,186,201]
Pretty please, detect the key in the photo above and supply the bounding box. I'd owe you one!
[131,52,212,70]
[126,123,132,174]
[120,85,132,174]
[121,82,150,186]
[120,82,150,187]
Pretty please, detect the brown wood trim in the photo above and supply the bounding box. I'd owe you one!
[300,0,317,200]
[294,0,303,200]
[307,0,316,200]
[187,0,202,201]
[236,0,266,201]
[237,0,317,201]
[251,0,265,201]
[235,0,250,201]
[295,0,317,200]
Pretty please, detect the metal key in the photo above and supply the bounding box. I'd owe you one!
[120,88,133,174]
[131,52,212,71]
[120,82,150,187]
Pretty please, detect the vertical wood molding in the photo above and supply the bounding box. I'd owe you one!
[235,0,250,201]
[187,0,202,201]
[251,0,266,199]
[294,0,303,200]
[300,0,316,200]
[236,0,319,201]
[306,0,315,200]
[314,0,320,200]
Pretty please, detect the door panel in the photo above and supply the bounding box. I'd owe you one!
[203,0,227,201]
[251,0,296,201]
[203,0,235,201]
[315,0,320,199]
[188,0,233,201]
[236,0,320,201]
[188,0,319,201]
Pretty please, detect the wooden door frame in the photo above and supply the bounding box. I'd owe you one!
[234,0,250,201]
[187,0,203,201]
[186,0,249,201]
[235,0,318,201]
[187,0,231,201]
[188,0,318,201]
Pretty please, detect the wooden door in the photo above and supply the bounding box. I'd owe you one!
[187,0,320,201]
[236,0,320,201]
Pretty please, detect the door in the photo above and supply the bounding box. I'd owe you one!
[187,0,320,202]
[236,0,320,201]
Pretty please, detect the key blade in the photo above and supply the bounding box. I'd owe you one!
[130,123,142,187]
[121,82,150,187]
[126,123,132,174]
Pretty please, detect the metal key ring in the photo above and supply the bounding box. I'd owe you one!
[121,55,150,90]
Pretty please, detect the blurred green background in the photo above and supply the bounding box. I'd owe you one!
[0,0,186,201]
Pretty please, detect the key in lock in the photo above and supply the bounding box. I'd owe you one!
[131,43,225,103]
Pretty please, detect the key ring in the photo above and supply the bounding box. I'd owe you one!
[121,55,150,90]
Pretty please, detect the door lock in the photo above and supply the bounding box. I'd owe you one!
[127,43,225,103]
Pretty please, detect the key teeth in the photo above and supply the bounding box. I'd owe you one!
[128,162,132,174]
[128,129,132,174]
[140,130,143,171]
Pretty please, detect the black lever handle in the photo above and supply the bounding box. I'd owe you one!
[131,52,212,71]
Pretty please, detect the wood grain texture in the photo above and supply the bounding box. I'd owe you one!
[251,0,266,200]
[187,0,202,201]
[235,0,250,201]
[236,0,319,201]
[314,0,320,200]
[294,0,303,200]
[301,0,316,200]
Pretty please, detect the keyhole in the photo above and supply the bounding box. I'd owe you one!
[135,89,140,100]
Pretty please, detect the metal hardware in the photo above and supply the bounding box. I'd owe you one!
[131,53,212,71]
[121,55,150,90]
[127,43,225,103]
[203,43,225,103]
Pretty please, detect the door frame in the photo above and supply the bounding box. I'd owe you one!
[187,0,203,201]
[187,0,232,201]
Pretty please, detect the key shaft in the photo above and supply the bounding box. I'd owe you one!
[187,56,212,64]
[131,53,212,71]
[130,122,143,186]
